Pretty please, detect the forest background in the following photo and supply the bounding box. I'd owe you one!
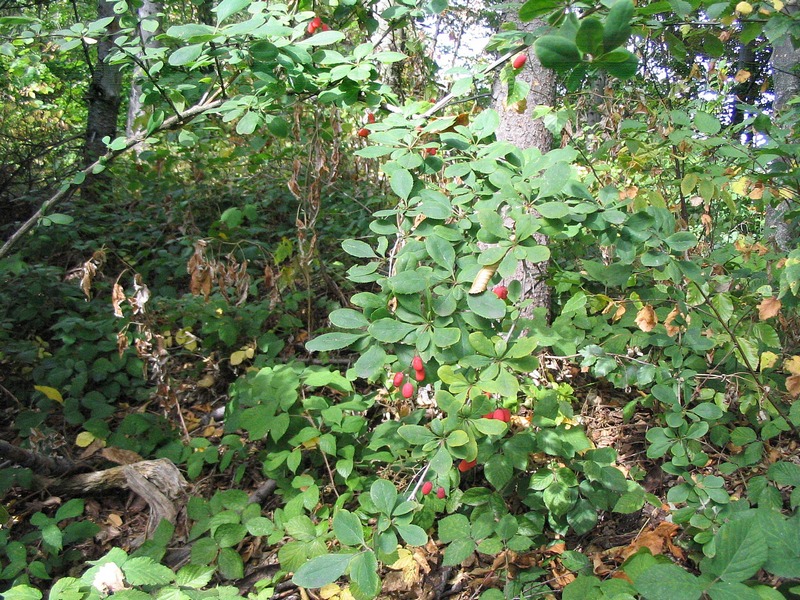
[1,0,800,598]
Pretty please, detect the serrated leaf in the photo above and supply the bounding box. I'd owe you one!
[122,557,175,586]
[217,547,243,580]
[701,516,767,582]
[634,563,703,600]
[175,564,215,589]
[349,551,380,598]
[442,538,475,565]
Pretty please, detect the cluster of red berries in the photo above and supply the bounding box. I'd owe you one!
[392,356,426,399]
[421,481,446,499]
[357,112,376,138]
[306,16,330,34]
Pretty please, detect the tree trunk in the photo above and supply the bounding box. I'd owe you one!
[765,1,800,251]
[491,18,556,319]
[126,0,161,139]
[83,0,123,202]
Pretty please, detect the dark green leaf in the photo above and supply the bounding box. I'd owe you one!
[333,510,364,547]
[603,0,634,52]
[292,553,355,588]
[306,332,364,352]
[534,36,582,72]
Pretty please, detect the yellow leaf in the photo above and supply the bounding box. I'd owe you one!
[320,584,341,599]
[34,385,63,403]
[245,347,255,359]
[735,1,753,14]
[107,513,123,527]
[760,351,779,371]
[468,263,499,294]
[731,178,749,196]
[773,0,784,10]
[388,547,420,585]
[784,356,800,376]
[734,69,751,83]
[75,431,96,447]
[230,350,246,366]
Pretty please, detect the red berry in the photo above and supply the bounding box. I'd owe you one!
[493,408,511,423]
[492,285,508,300]
[412,356,424,371]
[458,459,477,472]
[424,147,437,156]
[436,487,446,499]
[512,53,527,69]
[414,368,425,382]
[392,371,404,387]
[367,112,376,124]
[483,412,494,419]
[401,382,414,399]
[311,16,323,28]
[307,22,316,33]
[421,481,433,495]
[357,127,369,138]
[321,23,330,31]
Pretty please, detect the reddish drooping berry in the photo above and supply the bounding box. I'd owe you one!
[436,487,446,499]
[401,382,415,399]
[307,16,323,33]
[493,408,512,423]
[483,412,494,419]
[414,369,426,382]
[492,285,508,300]
[321,23,330,31]
[357,127,369,138]
[424,147,437,156]
[367,112,376,124]
[392,371,405,387]
[512,53,527,69]
[412,355,424,371]
[458,459,477,472]
[421,481,433,495]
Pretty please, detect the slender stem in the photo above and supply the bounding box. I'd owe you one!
[0,98,224,260]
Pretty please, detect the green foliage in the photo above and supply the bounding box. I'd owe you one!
[1,0,800,597]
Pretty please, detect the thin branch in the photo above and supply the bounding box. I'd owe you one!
[0,97,223,260]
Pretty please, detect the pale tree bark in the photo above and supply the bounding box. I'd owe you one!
[83,0,123,203]
[491,18,556,319]
[126,0,162,138]
[765,1,800,251]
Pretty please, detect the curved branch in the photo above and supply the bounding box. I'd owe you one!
[0,97,223,260]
